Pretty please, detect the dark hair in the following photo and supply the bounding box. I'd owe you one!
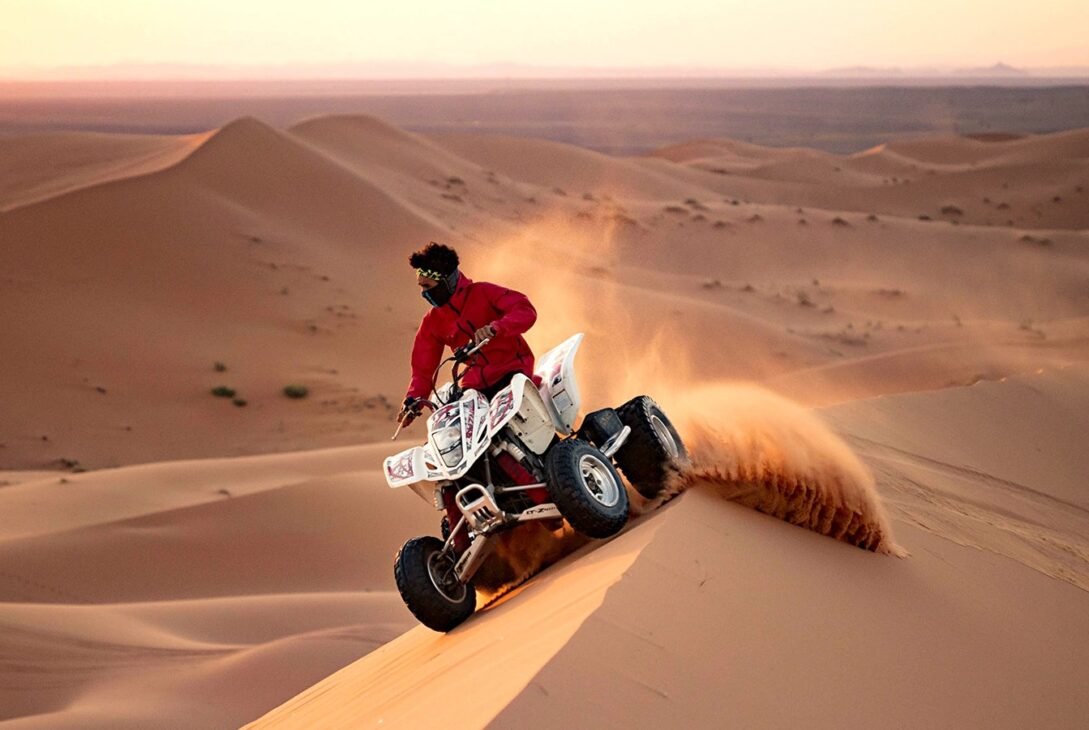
[409,242,460,275]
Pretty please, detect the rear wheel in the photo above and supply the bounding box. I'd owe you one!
[615,395,688,499]
[545,439,629,538]
[394,536,476,632]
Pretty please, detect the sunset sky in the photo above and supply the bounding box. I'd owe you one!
[2,0,1087,77]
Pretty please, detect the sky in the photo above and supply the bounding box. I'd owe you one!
[2,0,1088,77]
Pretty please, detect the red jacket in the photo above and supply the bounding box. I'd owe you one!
[406,274,537,400]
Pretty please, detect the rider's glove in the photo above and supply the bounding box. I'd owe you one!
[473,323,496,344]
[398,396,423,427]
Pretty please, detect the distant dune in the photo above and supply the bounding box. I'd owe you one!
[3,83,1089,153]
[1,114,1087,728]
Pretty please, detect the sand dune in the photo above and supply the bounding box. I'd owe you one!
[1,114,1087,728]
[824,364,1089,591]
[250,480,1089,729]
[435,132,706,201]
[0,131,210,212]
[0,117,449,469]
[0,445,435,727]
[651,128,1089,229]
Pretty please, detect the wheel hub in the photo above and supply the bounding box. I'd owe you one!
[427,550,467,603]
[578,454,620,507]
[651,415,680,460]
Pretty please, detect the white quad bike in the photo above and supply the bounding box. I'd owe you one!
[384,333,686,632]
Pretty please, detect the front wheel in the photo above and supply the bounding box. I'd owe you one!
[614,395,688,499]
[545,439,629,538]
[394,536,476,632]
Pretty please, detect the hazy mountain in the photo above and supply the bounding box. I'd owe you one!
[953,62,1030,77]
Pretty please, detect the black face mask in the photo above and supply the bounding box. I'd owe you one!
[422,269,460,307]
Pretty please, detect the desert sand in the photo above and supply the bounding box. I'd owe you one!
[1,113,1087,728]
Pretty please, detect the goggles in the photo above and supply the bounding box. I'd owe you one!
[416,267,446,281]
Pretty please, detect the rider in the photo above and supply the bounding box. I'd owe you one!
[397,242,537,427]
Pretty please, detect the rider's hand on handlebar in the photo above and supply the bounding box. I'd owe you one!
[397,396,423,427]
[473,323,496,344]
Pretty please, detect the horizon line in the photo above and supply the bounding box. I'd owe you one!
[4,59,1089,81]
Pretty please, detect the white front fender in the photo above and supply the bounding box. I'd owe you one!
[384,444,443,488]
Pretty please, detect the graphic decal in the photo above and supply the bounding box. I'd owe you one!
[386,452,416,481]
[490,390,516,429]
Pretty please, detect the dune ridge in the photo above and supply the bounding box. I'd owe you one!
[0,130,211,212]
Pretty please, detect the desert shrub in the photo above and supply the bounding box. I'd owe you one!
[283,384,309,399]
[211,386,236,398]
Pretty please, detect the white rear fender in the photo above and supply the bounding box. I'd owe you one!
[534,333,584,434]
[487,374,557,454]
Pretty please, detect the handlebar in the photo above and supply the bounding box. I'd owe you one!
[443,338,490,404]
[393,338,493,440]
[453,337,490,364]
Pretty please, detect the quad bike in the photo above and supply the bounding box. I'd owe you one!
[383,333,686,632]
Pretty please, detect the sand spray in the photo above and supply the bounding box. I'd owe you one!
[466,215,903,598]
